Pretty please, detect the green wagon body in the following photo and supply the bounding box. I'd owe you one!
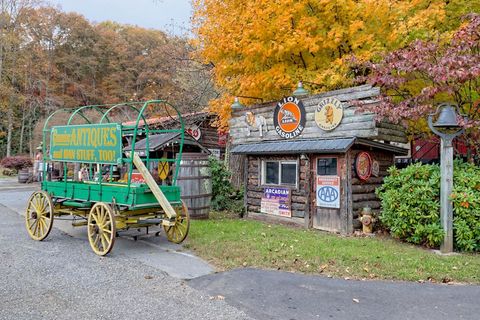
[25,100,190,255]
[42,181,182,208]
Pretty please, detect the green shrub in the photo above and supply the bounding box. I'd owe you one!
[377,161,480,252]
[209,157,244,215]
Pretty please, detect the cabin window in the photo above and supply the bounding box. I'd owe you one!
[317,157,338,175]
[263,160,298,186]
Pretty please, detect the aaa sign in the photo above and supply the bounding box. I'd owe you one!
[316,176,340,209]
[50,123,122,164]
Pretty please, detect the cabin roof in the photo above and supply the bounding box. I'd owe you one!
[230,137,407,155]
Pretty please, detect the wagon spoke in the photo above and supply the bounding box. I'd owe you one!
[100,235,107,251]
[101,233,110,245]
[94,234,101,247]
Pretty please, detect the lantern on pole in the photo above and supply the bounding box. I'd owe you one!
[427,103,466,253]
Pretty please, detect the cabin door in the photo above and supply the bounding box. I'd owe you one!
[312,156,342,232]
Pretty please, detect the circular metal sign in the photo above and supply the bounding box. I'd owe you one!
[315,97,344,131]
[273,96,306,139]
[355,152,373,181]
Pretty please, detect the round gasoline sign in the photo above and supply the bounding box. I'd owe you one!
[273,96,306,139]
[315,97,343,131]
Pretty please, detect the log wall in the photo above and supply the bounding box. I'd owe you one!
[349,147,394,224]
[246,155,309,221]
[229,85,407,145]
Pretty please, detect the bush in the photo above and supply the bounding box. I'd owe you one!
[377,161,480,252]
[209,157,244,215]
[0,156,32,170]
[1,167,17,176]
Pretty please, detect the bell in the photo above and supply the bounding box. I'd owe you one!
[433,105,460,129]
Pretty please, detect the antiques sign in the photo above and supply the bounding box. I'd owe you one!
[315,97,344,131]
[316,176,340,208]
[50,123,122,164]
[355,151,373,181]
[273,96,306,139]
[261,187,292,217]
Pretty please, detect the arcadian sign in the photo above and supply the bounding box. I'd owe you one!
[50,123,122,164]
[273,96,306,139]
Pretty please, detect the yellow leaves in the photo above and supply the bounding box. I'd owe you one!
[193,0,469,129]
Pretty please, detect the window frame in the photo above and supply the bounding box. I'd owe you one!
[316,156,339,176]
[261,159,299,187]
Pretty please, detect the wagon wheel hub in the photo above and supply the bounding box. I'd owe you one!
[31,212,38,219]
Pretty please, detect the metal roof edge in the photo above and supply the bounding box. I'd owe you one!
[355,138,408,155]
[230,137,356,155]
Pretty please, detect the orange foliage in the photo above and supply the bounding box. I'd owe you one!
[192,0,479,128]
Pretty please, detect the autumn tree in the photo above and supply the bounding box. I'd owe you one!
[357,14,480,150]
[0,4,215,157]
[192,0,480,128]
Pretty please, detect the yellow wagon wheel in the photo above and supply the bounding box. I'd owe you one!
[163,201,190,244]
[87,202,116,256]
[25,191,54,241]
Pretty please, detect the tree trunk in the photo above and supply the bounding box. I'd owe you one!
[6,108,13,157]
[19,105,25,154]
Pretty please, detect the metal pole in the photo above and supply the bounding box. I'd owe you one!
[440,136,454,253]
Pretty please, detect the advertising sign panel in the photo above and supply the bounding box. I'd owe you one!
[273,96,306,139]
[50,123,122,164]
[260,187,291,217]
[316,176,340,208]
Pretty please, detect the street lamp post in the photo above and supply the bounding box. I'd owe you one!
[427,103,465,253]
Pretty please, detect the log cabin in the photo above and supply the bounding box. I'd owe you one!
[229,84,408,234]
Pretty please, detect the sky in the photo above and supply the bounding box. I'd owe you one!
[50,0,192,35]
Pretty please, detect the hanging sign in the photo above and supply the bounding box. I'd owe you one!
[355,152,373,181]
[315,97,344,131]
[260,187,291,217]
[186,124,202,140]
[316,176,340,208]
[273,96,306,139]
[158,161,170,180]
[50,123,122,164]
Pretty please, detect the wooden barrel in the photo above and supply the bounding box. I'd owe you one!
[176,153,212,219]
[18,169,29,183]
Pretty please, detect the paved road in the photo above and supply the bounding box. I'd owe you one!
[189,268,480,320]
[0,179,251,320]
[0,179,213,279]
[2,178,479,320]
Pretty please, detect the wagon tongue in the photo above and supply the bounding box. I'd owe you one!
[132,153,177,220]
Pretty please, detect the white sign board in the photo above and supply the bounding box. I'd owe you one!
[316,176,340,209]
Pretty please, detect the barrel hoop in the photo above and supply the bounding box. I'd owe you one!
[188,205,211,211]
[181,193,212,199]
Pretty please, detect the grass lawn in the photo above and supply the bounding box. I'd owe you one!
[185,211,480,284]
